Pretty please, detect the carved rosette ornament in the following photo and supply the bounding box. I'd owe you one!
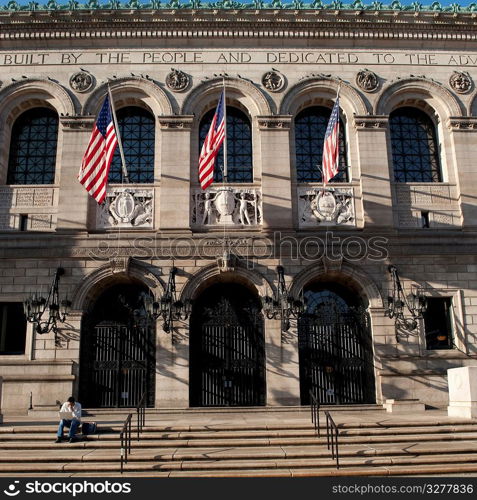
[449,71,473,94]
[261,70,286,92]
[97,188,154,229]
[69,72,95,93]
[298,188,355,227]
[192,187,262,226]
[165,69,190,92]
[356,69,379,93]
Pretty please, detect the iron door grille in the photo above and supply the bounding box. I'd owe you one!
[89,322,155,408]
[299,309,375,405]
[191,297,266,407]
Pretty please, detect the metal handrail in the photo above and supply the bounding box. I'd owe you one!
[119,413,132,474]
[120,390,148,474]
[136,390,147,441]
[325,411,340,469]
[309,390,320,437]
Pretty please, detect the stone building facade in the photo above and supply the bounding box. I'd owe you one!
[0,3,476,414]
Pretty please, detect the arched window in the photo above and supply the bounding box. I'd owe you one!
[389,107,442,182]
[109,107,155,183]
[7,108,58,185]
[294,106,348,183]
[199,106,252,183]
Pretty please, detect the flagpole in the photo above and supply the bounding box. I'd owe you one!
[222,77,228,184]
[107,84,129,184]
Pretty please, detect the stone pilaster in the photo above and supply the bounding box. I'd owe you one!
[258,116,294,230]
[56,116,94,231]
[158,116,194,232]
[447,117,477,229]
[354,115,394,230]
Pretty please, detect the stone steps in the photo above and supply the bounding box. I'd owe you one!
[2,410,477,476]
[1,452,477,474]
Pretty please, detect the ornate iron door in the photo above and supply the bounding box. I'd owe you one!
[190,293,266,407]
[299,308,375,405]
[84,321,155,408]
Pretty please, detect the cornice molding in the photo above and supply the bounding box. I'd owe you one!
[60,115,95,129]
[257,115,293,129]
[158,115,194,129]
[447,117,477,131]
[354,115,388,129]
[0,9,476,42]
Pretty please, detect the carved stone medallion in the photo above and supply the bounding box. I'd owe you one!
[449,71,473,94]
[262,70,286,92]
[69,71,95,93]
[165,69,190,92]
[192,187,262,226]
[356,69,379,92]
[97,188,154,229]
[298,188,355,227]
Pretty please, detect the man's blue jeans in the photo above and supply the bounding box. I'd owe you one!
[57,419,80,439]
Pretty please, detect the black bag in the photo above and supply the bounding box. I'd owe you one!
[81,422,97,435]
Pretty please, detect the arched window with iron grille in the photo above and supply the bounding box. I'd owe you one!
[7,108,58,185]
[389,107,442,182]
[199,106,253,183]
[109,107,155,184]
[294,106,348,183]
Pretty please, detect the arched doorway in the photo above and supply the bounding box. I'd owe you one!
[189,283,266,407]
[79,282,156,408]
[298,282,375,405]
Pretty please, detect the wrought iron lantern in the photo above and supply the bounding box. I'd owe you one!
[23,267,71,334]
[149,267,193,333]
[261,266,305,332]
[385,264,427,332]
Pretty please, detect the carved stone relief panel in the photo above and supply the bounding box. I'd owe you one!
[298,187,355,227]
[0,187,57,231]
[96,187,154,229]
[393,184,460,229]
[192,187,262,227]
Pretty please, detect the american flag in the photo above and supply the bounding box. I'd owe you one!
[198,90,226,190]
[322,94,340,185]
[78,95,118,204]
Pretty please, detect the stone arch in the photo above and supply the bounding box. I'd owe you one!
[182,77,272,118]
[179,262,274,303]
[0,78,76,128]
[289,261,384,309]
[375,77,463,119]
[470,91,477,116]
[71,259,164,313]
[83,77,174,116]
[279,76,369,117]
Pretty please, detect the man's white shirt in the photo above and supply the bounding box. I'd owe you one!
[59,402,82,421]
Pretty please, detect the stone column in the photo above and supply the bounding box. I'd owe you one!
[56,117,94,231]
[354,116,394,230]
[447,118,477,229]
[447,366,477,418]
[155,321,189,408]
[258,117,294,230]
[264,318,301,406]
[158,116,194,232]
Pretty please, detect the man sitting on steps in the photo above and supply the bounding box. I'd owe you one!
[55,396,82,444]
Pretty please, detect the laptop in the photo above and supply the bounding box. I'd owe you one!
[59,411,75,420]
